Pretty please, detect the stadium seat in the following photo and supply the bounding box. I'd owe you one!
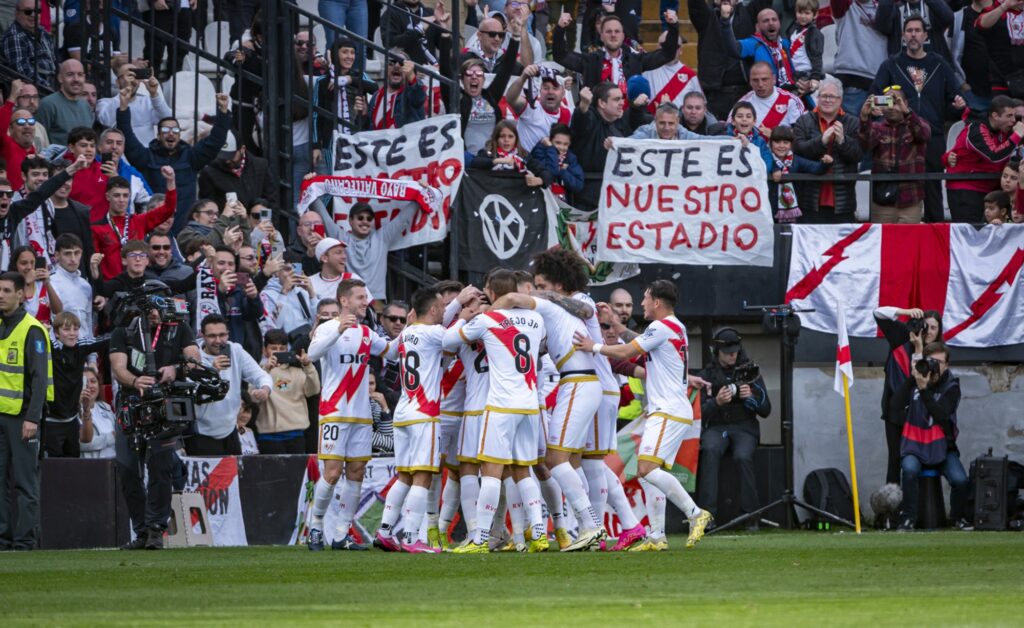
[916,468,947,529]
[297,0,319,26]
[220,73,235,95]
[119,20,148,60]
[162,71,217,135]
[821,24,837,76]
[946,120,965,151]
[854,171,870,222]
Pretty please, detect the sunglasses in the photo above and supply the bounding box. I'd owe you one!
[464,70,485,78]
[159,126,181,134]
[126,252,148,260]
[480,30,504,38]
[388,58,407,67]
[600,323,611,330]
[149,244,172,251]
[384,315,407,324]
[14,117,35,126]
[882,85,902,94]
[19,8,37,15]
[351,213,374,222]
[295,40,315,47]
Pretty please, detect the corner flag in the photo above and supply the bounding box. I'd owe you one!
[834,304,853,396]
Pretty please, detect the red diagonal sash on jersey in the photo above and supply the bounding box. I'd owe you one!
[399,337,441,417]
[659,317,689,365]
[441,359,465,399]
[760,91,791,131]
[319,325,371,416]
[483,310,538,390]
[646,66,696,113]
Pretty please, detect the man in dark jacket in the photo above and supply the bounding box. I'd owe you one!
[875,0,954,62]
[889,341,967,531]
[553,10,681,90]
[870,17,966,222]
[697,328,771,529]
[117,89,232,235]
[197,132,279,211]
[792,76,863,222]
[689,0,773,119]
[381,0,444,65]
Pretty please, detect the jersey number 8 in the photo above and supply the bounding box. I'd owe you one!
[403,351,421,391]
[513,333,532,375]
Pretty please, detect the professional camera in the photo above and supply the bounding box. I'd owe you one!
[107,280,189,327]
[915,356,941,378]
[906,317,926,335]
[720,362,761,398]
[117,358,229,442]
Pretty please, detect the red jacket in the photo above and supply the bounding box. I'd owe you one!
[64,151,109,218]
[91,189,177,279]
[944,121,1022,194]
[0,101,36,190]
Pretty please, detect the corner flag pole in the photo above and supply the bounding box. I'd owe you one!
[842,373,862,534]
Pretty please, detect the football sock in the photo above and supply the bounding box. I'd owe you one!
[459,474,480,533]
[551,461,600,530]
[504,477,526,545]
[379,479,410,538]
[639,476,667,538]
[576,466,589,493]
[334,479,362,538]
[438,478,460,535]
[644,468,699,519]
[582,459,609,528]
[517,476,547,541]
[402,485,428,545]
[310,477,335,529]
[539,476,565,529]
[426,474,441,527]
[475,476,502,545]
[604,466,640,530]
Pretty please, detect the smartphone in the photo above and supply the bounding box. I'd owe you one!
[219,344,232,369]
[34,256,47,270]
[131,67,152,80]
[312,223,326,237]
[236,271,251,287]
[225,192,238,204]
[100,152,114,164]
[873,94,893,108]
[274,351,296,366]
[291,262,304,275]
[259,207,272,222]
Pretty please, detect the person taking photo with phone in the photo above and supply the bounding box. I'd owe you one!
[187,313,272,456]
[96,63,174,146]
[255,328,320,454]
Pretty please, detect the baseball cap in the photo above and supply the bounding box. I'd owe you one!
[314,237,346,260]
[218,131,238,159]
[713,328,742,354]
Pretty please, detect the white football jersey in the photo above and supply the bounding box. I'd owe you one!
[309,322,393,423]
[630,315,693,422]
[455,337,489,414]
[538,354,560,409]
[531,297,597,374]
[439,358,467,417]
[574,292,618,393]
[458,309,545,414]
[394,323,446,425]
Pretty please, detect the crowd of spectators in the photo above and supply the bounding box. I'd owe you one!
[0,0,1018,469]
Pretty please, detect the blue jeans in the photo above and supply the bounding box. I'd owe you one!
[319,0,368,51]
[900,452,969,523]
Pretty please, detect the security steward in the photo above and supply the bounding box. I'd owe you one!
[110,281,201,550]
[697,328,771,531]
[0,271,53,551]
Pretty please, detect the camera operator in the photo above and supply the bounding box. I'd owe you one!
[186,314,271,456]
[697,328,771,530]
[889,341,969,531]
[110,282,202,550]
[873,306,942,485]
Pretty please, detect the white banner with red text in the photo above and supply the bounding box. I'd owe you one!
[596,138,774,266]
[785,224,1024,348]
[180,456,247,546]
[322,114,464,249]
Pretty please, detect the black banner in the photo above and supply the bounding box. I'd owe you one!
[455,170,553,273]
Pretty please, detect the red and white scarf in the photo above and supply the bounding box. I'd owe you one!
[601,51,627,96]
[372,86,402,130]
[754,33,795,87]
[493,147,527,172]
[772,151,801,223]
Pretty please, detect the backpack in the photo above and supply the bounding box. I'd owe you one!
[803,468,855,524]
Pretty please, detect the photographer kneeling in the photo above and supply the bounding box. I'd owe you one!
[111,282,203,550]
[697,329,771,530]
[890,341,969,531]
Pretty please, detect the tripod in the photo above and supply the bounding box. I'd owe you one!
[709,302,855,533]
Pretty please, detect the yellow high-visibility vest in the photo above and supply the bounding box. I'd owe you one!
[0,314,54,415]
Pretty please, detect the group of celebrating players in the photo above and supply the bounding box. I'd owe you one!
[305,247,712,553]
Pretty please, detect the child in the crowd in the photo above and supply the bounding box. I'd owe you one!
[769,125,828,223]
[470,120,553,188]
[529,123,584,201]
[256,328,320,454]
[983,190,1011,225]
[46,312,109,458]
[236,392,260,456]
[369,371,393,456]
[719,102,774,173]
[786,0,825,101]
[1001,160,1019,214]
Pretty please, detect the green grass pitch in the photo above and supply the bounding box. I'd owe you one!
[2,531,1023,626]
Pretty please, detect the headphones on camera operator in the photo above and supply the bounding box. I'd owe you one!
[709,327,761,397]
